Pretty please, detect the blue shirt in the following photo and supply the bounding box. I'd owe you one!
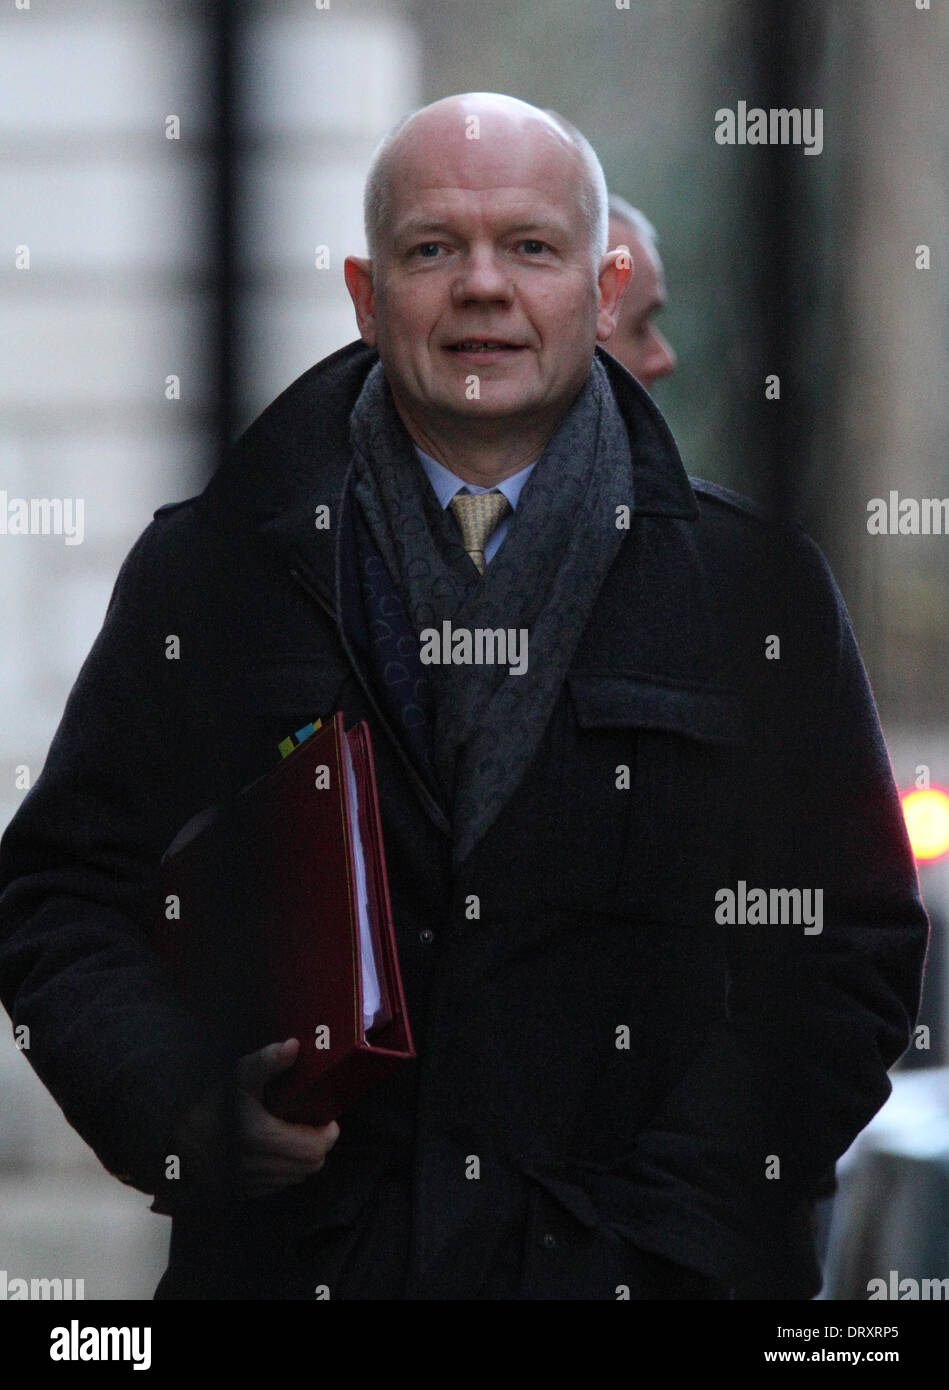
[414,447,536,565]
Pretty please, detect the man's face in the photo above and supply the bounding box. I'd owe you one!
[345,100,628,445]
[605,218,676,389]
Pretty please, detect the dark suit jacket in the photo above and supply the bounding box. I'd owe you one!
[0,341,929,1299]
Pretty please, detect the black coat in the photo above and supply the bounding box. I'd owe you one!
[0,342,928,1300]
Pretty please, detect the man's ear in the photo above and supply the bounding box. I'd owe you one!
[595,246,633,343]
[344,256,378,346]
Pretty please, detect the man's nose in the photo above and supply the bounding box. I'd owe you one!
[647,329,676,382]
[450,249,515,305]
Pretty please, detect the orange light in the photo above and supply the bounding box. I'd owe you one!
[901,787,949,863]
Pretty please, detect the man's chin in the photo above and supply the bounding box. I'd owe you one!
[434,392,549,426]
[424,373,549,413]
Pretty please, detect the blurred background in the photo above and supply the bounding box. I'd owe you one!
[0,0,946,1300]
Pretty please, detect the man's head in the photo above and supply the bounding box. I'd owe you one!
[606,195,676,389]
[344,93,630,455]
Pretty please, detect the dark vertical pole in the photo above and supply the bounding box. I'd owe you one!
[205,0,244,1249]
[736,0,849,1279]
[209,0,240,477]
[738,0,826,525]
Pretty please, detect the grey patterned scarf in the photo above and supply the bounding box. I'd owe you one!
[349,357,633,868]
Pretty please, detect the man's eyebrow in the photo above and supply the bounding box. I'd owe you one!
[393,219,457,240]
[499,220,572,238]
[392,217,572,242]
[630,298,665,327]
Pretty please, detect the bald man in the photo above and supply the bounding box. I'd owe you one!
[0,93,927,1303]
[606,195,677,388]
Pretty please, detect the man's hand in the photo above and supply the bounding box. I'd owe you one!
[237,1038,340,1198]
[169,1037,340,1202]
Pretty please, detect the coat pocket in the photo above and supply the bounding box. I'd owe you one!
[518,1166,729,1299]
[241,653,351,718]
[542,669,744,924]
[235,654,352,767]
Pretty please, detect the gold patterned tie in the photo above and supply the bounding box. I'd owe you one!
[448,489,512,574]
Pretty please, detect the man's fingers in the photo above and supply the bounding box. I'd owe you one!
[236,1038,299,1097]
[236,1112,336,1197]
[239,1137,332,1173]
[240,1152,328,1180]
[233,1041,340,1198]
[237,1091,339,1159]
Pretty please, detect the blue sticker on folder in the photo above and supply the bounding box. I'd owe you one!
[279,717,324,758]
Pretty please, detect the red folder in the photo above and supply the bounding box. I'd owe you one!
[157,714,414,1126]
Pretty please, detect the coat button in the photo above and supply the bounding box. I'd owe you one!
[419,928,434,945]
[542,1232,557,1249]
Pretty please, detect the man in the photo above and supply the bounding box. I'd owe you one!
[0,93,928,1301]
[606,194,677,387]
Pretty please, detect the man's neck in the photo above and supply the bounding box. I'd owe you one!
[391,400,555,488]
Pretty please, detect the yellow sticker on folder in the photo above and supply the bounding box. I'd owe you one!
[279,718,324,758]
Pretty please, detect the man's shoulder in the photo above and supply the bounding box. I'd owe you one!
[145,493,213,551]
[98,495,215,620]
[683,475,845,618]
[689,475,781,529]
[143,495,216,568]
[152,497,198,522]
[236,339,378,451]
[195,340,378,521]
[687,475,821,558]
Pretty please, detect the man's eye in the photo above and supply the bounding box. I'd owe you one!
[519,239,550,255]
[412,243,443,259]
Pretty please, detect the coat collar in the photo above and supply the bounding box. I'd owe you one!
[202,339,698,608]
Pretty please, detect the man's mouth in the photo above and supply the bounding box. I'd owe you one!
[445,340,527,353]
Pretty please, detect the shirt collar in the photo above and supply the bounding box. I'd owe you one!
[414,446,536,511]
